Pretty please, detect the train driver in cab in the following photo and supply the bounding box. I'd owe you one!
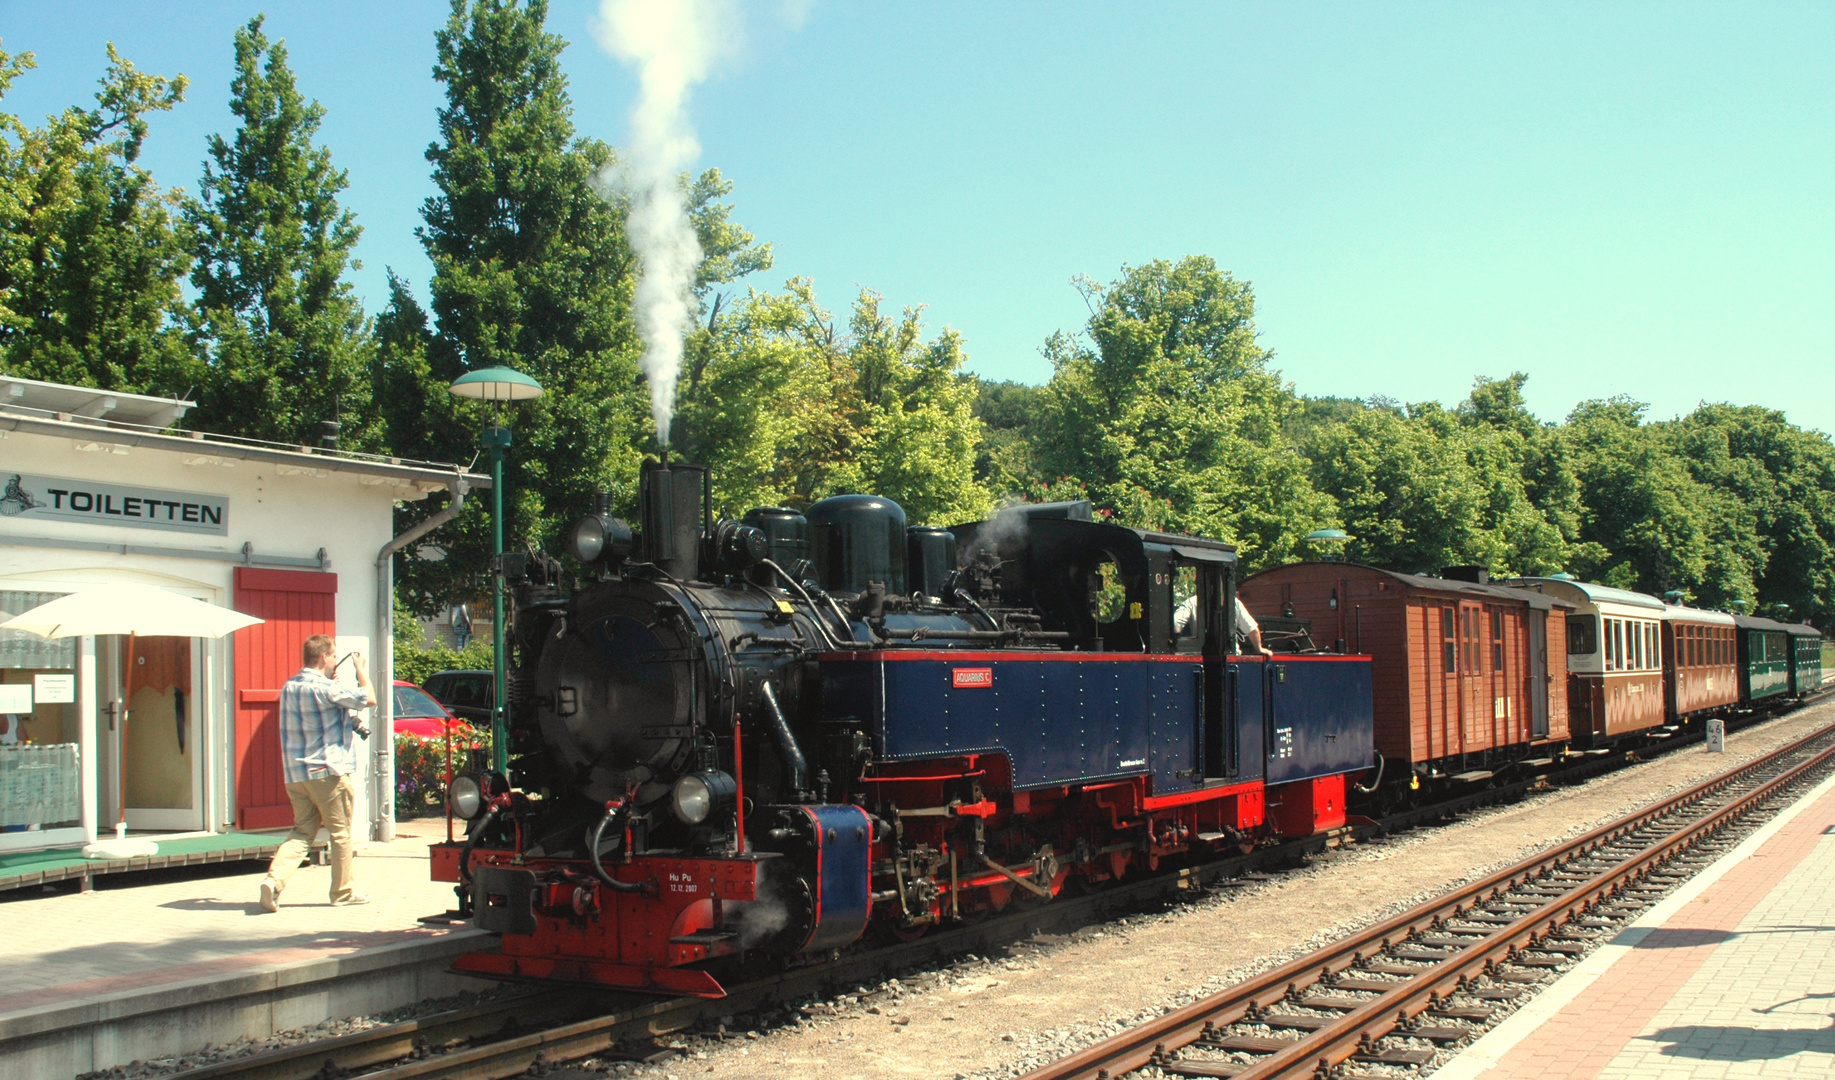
[1174,592,1274,656]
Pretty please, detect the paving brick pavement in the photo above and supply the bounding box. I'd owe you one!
[1434,767,1835,1080]
[0,818,468,1014]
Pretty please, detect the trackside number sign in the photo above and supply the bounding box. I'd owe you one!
[952,667,993,689]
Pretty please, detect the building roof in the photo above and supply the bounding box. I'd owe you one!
[1,378,488,495]
[1,375,193,430]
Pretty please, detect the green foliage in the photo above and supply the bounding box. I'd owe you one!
[388,0,648,614]
[675,279,992,526]
[184,17,375,447]
[1304,396,1566,576]
[393,614,496,688]
[0,43,193,395]
[1034,257,1335,569]
[974,379,1048,497]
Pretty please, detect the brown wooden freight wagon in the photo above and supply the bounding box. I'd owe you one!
[1239,563,1573,791]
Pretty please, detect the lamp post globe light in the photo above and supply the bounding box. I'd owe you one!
[447,366,545,773]
[1305,528,1351,562]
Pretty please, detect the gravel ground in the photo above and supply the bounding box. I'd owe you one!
[69,702,1835,1080]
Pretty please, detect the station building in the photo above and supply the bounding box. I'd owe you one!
[0,374,486,857]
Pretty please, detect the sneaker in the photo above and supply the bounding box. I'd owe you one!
[259,879,279,913]
[332,893,373,907]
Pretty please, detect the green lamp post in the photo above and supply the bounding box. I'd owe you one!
[448,366,545,773]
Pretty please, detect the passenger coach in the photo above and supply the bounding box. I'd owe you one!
[1662,603,1738,723]
[1505,578,1669,746]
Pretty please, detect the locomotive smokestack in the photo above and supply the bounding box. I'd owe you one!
[638,457,705,581]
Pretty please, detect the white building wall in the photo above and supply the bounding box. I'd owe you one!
[0,429,419,843]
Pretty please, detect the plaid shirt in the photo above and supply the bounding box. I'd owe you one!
[278,667,374,783]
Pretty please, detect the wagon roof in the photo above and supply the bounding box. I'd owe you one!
[1734,614,1823,638]
[1662,604,1738,626]
[1505,577,1667,611]
[1245,562,1573,610]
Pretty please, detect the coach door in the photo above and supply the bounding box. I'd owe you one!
[1527,609,1550,739]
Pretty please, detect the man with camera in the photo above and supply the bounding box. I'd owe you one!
[259,634,375,912]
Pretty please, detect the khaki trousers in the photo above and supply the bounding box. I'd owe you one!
[266,773,357,903]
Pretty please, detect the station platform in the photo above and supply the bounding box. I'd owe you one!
[0,818,488,1078]
[1437,765,1835,1080]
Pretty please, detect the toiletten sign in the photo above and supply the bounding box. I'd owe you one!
[0,470,228,536]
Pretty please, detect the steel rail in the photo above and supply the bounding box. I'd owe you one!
[165,709,1831,1080]
[1020,718,1835,1080]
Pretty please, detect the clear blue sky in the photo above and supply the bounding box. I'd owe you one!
[4,2,1831,432]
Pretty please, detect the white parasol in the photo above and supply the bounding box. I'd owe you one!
[2,584,264,841]
[1,583,263,640]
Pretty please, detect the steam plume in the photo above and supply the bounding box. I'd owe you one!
[596,0,720,447]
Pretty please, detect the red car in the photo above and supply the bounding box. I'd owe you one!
[391,680,469,740]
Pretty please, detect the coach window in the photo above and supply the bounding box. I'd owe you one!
[1442,608,1457,673]
[1568,616,1597,656]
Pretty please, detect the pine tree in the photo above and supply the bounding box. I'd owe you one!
[0,43,192,397]
[185,16,373,446]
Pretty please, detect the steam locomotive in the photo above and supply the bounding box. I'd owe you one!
[431,459,1373,998]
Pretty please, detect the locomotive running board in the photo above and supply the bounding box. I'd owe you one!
[452,949,728,998]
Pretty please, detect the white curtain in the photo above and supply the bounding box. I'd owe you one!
[0,591,76,670]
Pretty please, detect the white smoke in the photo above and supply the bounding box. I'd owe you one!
[595,0,722,447]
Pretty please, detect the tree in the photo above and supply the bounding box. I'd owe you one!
[973,379,1049,497]
[1558,397,1721,596]
[0,43,192,396]
[395,0,645,612]
[1665,403,1835,623]
[1033,256,1336,568]
[393,2,776,612]
[673,278,992,526]
[185,16,374,447]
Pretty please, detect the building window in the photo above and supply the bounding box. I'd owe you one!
[0,591,81,831]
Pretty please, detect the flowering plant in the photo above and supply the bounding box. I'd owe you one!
[393,724,484,818]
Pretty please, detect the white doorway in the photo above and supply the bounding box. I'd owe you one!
[99,635,205,833]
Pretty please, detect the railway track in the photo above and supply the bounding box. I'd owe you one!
[159,707,1833,1080]
[1020,716,1835,1080]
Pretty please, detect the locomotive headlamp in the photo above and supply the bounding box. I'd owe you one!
[448,774,485,820]
[448,771,509,821]
[670,770,738,825]
[567,507,633,567]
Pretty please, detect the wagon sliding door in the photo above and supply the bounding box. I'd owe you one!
[1458,602,1484,752]
[1527,610,1550,739]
